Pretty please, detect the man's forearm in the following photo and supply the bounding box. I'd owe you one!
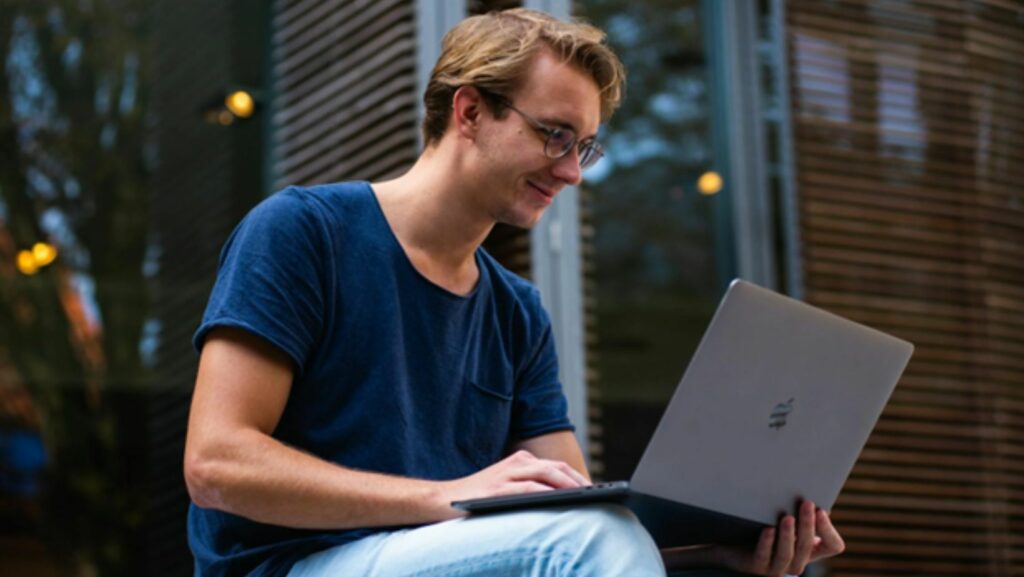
[185,428,452,530]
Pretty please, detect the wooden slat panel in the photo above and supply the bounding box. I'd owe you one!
[788,0,1024,575]
[271,0,418,187]
[275,1,412,94]
[274,0,322,34]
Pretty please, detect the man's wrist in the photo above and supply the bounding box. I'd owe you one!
[422,479,462,522]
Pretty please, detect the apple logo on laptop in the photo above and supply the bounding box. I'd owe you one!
[770,398,795,430]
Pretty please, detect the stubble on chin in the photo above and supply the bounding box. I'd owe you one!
[484,192,531,230]
[494,204,544,230]
[488,180,549,230]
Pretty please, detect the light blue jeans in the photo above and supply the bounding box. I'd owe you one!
[287,503,742,577]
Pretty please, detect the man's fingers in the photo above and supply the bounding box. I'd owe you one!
[555,460,591,486]
[769,515,795,576]
[812,510,846,559]
[787,500,816,574]
[502,451,587,485]
[528,463,583,489]
[507,481,557,495]
[485,451,588,495]
[752,527,775,570]
[509,459,586,489]
[506,449,537,463]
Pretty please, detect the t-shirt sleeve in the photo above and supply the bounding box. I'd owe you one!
[510,295,576,441]
[193,188,329,376]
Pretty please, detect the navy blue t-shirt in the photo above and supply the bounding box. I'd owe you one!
[189,181,574,577]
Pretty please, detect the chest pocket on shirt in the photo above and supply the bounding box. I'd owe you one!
[456,368,514,470]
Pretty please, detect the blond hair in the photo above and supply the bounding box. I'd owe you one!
[421,8,626,146]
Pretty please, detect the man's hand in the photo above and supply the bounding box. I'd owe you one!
[434,450,590,519]
[708,500,845,576]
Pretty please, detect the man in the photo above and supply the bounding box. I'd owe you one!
[184,8,844,577]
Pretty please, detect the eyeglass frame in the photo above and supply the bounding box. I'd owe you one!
[475,88,605,170]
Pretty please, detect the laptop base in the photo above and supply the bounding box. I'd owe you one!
[627,491,766,548]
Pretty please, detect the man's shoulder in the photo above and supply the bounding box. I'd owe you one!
[268,180,371,213]
[244,180,374,237]
[478,249,547,321]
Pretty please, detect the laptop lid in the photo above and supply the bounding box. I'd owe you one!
[630,279,913,526]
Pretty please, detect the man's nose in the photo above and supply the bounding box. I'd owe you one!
[551,147,583,186]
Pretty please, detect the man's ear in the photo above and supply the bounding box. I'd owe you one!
[451,85,487,140]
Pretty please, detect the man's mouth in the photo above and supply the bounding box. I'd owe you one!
[528,181,556,200]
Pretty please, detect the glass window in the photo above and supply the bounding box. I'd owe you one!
[575,0,733,481]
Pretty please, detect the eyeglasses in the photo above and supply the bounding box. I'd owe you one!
[481,90,605,170]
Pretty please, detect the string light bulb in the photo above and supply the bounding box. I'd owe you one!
[16,250,39,275]
[32,242,58,267]
[15,242,58,275]
[697,171,723,196]
[225,90,255,119]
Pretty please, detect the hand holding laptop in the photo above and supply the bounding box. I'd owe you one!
[688,499,845,576]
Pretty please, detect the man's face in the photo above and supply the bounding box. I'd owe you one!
[476,50,602,229]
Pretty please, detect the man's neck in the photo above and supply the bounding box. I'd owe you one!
[370,145,495,293]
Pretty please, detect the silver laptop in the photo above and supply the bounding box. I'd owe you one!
[452,279,914,547]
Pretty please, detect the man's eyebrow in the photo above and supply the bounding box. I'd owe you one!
[539,115,598,140]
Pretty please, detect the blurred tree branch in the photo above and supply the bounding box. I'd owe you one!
[0,1,152,574]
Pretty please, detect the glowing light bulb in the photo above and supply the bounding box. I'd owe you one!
[697,171,723,196]
[32,242,58,266]
[225,90,255,118]
[17,250,39,275]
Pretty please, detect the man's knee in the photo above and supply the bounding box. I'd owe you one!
[535,504,665,576]
[555,503,649,540]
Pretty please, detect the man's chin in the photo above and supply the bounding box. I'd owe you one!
[498,212,544,230]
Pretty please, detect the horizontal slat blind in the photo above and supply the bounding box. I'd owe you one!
[787,0,1024,575]
[579,186,603,476]
[271,0,419,187]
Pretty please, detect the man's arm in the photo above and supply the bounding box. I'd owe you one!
[183,327,588,530]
